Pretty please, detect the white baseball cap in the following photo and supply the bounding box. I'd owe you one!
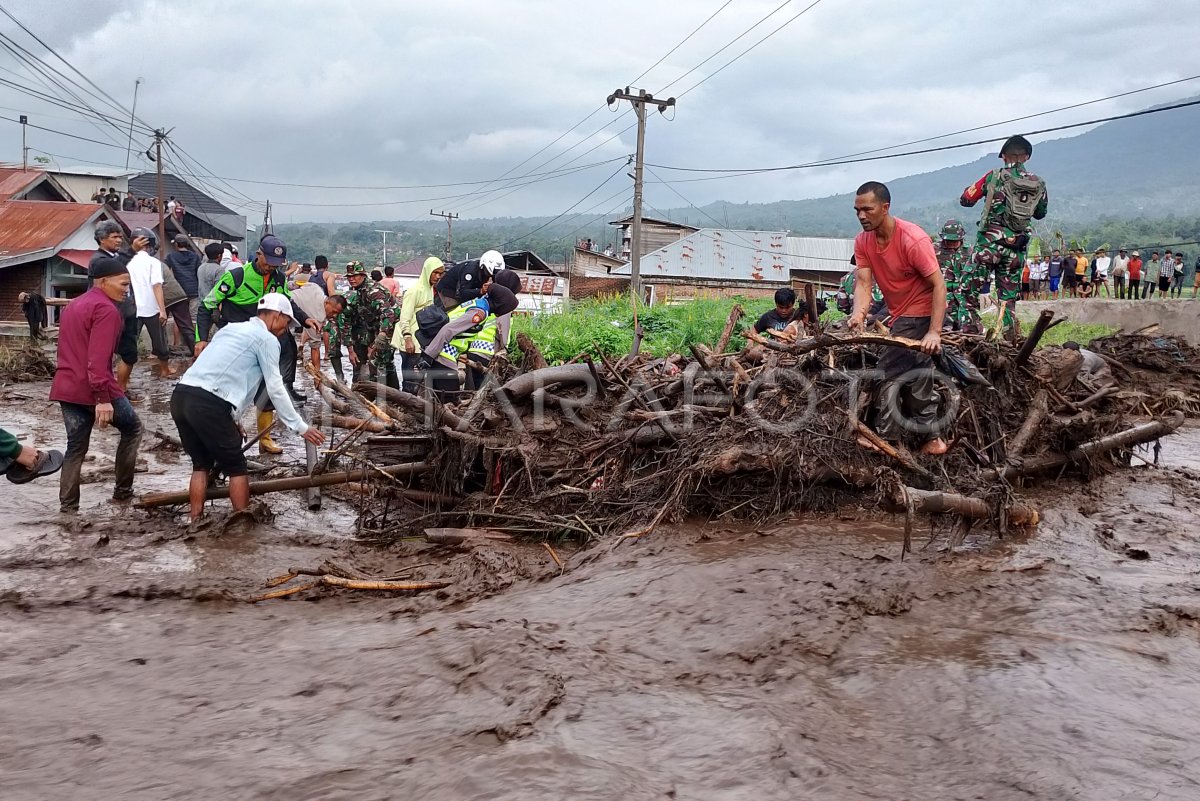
[257,292,297,324]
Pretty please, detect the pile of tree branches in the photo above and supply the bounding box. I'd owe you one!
[314,315,1188,549]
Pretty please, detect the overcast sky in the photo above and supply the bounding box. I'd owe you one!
[1,0,1198,224]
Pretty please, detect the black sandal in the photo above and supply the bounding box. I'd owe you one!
[7,449,65,484]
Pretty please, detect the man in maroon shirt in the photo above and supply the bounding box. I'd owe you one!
[849,181,949,456]
[51,255,144,513]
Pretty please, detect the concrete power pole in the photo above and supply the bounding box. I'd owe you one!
[430,210,459,261]
[375,229,395,267]
[607,87,675,301]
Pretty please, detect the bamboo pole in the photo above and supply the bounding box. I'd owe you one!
[135,462,430,508]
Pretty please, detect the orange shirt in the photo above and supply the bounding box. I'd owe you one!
[853,218,940,318]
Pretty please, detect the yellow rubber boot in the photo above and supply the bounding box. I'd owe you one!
[257,411,283,455]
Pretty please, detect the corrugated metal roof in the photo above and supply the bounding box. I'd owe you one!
[608,213,699,231]
[785,236,855,272]
[612,229,790,282]
[0,200,105,252]
[0,167,44,201]
[611,228,855,283]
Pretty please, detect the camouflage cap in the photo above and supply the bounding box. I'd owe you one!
[345,260,367,276]
[939,219,966,242]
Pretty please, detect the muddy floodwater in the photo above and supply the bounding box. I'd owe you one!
[3,375,1200,800]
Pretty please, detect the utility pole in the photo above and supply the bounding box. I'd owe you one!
[374,229,395,267]
[606,87,675,301]
[125,78,142,170]
[429,210,458,261]
[154,129,166,253]
[263,199,272,235]
[19,115,27,170]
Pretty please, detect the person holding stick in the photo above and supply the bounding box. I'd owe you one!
[171,293,325,523]
[848,181,949,456]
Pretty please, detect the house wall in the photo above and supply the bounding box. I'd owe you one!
[0,261,48,321]
[618,222,694,259]
[649,281,778,303]
[570,249,624,277]
[55,174,129,203]
[569,276,630,300]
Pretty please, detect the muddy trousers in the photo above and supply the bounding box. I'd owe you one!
[874,316,940,443]
[136,316,170,361]
[58,397,142,512]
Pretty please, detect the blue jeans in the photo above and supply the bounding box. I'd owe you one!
[59,397,142,511]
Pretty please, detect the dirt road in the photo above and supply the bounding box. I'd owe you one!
[3,377,1200,800]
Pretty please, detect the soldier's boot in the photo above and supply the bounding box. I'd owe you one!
[257,410,283,455]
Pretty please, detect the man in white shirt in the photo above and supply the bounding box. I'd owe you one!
[1110,248,1130,299]
[1092,248,1112,298]
[126,228,178,378]
[171,293,325,521]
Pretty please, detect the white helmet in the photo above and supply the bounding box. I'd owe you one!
[479,250,505,272]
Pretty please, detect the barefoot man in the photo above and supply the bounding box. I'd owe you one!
[848,181,949,456]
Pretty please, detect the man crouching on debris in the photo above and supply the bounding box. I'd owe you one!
[170,293,326,523]
[848,181,949,456]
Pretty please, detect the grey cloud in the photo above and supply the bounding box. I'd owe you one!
[0,0,1196,222]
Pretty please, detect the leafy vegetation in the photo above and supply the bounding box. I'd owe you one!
[511,295,781,363]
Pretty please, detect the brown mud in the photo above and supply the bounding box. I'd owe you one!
[3,373,1200,800]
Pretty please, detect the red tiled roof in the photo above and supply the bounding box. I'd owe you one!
[0,166,45,201]
[0,200,105,253]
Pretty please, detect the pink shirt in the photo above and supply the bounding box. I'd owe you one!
[379,276,401,297]
[50,287,126,406]
[854,217,940,318]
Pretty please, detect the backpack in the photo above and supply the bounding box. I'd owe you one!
[985,167,1044,233]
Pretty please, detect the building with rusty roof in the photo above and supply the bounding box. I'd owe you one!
[0,172,117,323]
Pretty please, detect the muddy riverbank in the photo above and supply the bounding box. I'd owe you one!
[3,373,1200,800]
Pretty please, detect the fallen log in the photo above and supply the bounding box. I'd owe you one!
[351,380,468,432]
[762,332,927,356]
[135,462,431,508]
[500,364,596,401]
[1015,309,1054,367]
[1007,389,1049,460]
[714,304,744,352]
[986,412,1183,481]
[516,331,549,371]
[330,414,391,433]
[883,486,1039,526]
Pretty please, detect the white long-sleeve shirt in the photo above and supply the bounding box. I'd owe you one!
[179,317,309,434]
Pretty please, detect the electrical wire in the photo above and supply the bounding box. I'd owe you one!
[647,98,1200,178]
[500,160,631,247]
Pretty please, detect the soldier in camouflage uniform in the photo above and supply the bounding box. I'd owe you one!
[334,261,401,389]
[936,219,982,333]
[960,134,1048,332]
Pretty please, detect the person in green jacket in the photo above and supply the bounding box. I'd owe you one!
[195,234,320,454]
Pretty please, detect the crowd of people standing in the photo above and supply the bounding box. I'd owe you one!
[1016,247,1198,300]
[4,222,523,524]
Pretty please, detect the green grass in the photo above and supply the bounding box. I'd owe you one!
[1018,317,1116,348]
[512,294,793,363]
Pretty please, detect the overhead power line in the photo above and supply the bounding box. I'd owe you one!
[644,97,1200,182]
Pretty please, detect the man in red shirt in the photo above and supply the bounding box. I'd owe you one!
[50,255,144,513]
[849,181,949,455]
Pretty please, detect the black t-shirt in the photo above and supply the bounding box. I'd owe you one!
[753,299,827,333]
[754,308,799,333]
[436,261,490,303]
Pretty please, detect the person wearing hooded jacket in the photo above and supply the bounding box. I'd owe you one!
[392,256,446,392]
